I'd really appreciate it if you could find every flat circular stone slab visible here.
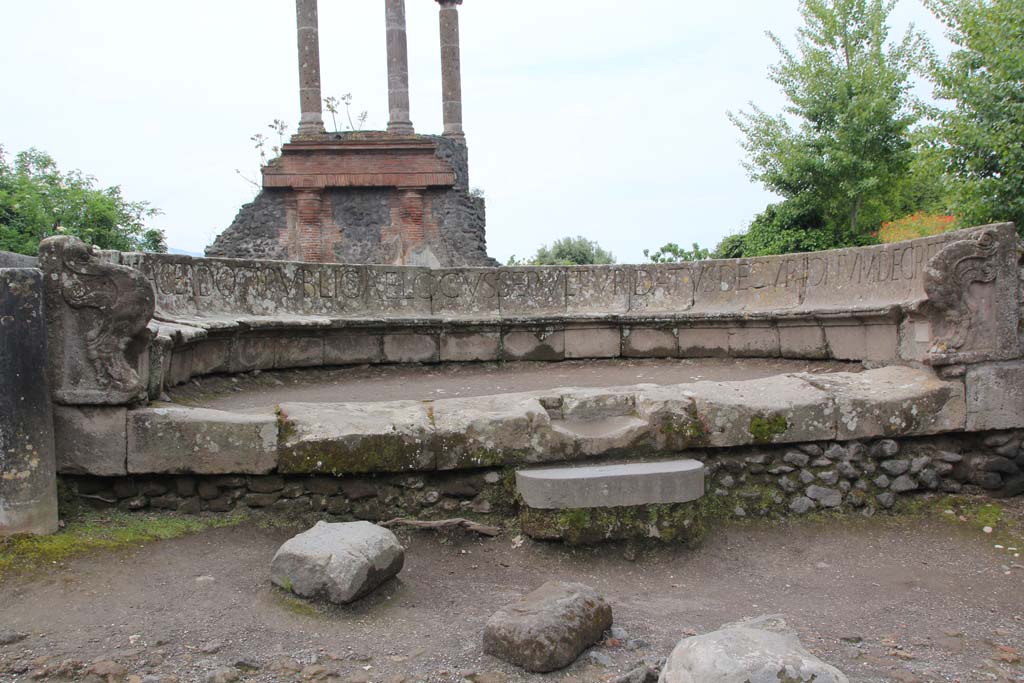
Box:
[516,459,705,509]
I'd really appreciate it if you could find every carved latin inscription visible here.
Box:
[39,236,155,404]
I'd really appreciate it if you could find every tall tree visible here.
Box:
[0,146,166,256]
[925,0,1024,233]
[729,0,921,248]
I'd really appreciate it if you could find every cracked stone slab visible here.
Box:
[799,366,966,440]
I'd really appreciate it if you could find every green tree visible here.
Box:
[925,0,1024,233]
[729,0,921,249]
[0,146,165,256]
[643,242,709,263]
[528,236,615,265]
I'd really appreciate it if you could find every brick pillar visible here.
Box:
[296,189,325,262]
[296,0,326,136]
[436,0,465,140]
[399,189,426,246]
[385,0,415,135]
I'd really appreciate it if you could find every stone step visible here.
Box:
[516,459,705,510]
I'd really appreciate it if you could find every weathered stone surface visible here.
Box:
[623,328,677,358]
[800,366,966,440]
[483,581,612,672]
[53,405,127,476]
[323,331,382,366]
[38,236,154,404]
[432,394,550,469]
[965,361,1024,432]
[516,459,705,509]
[127,406,277,474]
[659,614,849,683]
[922,223,1021,365]
[684,375,834,447]
[501,329,564,361]
[383,333,438,363]
[564,327,620,359]
[440,331,500,362]
[270,521,404,604]
[1,268,58,535]
[278,401,434,474]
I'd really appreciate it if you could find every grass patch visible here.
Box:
[0,510,247,581]
[272,590,322,619]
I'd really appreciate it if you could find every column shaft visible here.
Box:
[437,0,465,139]
[385,0,415,135]
[296,0,325,135]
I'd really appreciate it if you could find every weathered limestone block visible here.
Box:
[516,459,704,509]
[270,521,404,604]
[678,327,730,357]
[660,614,848,683]
[323,331,382,365]
[564,326,620,359]
[777,324,828,359]
[501,328,564,361]
[544,387,668,457]
[823,322,898,362]
[432,394,551,469]
[728,325,780,357]
[965,361,1024,432]
[38,236,154,404]
[127,406,277,474]
[685,375,835,447]
[439,331,500,361]
[1,268,58,536]
[278,401,434,474]
[623,327,677,358]
[801,366,966,440]
[383,333,439,363]
[53,405,127,476]
[483,581,613,672]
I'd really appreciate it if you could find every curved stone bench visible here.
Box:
[54,365,966,477]
[79,222,1014,395]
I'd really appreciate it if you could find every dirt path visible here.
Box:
[170,358,860,412]
[2,502,1022,683]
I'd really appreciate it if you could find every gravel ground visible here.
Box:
[1,497,1022,683]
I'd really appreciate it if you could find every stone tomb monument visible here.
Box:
[207,0,494,269]
[2,221,1023,539]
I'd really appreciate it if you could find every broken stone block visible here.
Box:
[270,521,404,604]
[660,614,849,683]
[483,581,612,672]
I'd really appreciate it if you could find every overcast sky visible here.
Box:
[1,1,951,263]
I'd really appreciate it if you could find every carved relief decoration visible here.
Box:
[923,227,999,353]
[38,236,155,404]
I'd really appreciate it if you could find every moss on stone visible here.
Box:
[749,414,788,444]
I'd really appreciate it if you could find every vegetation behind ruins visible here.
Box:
[644,0,1023,264]
[0,145,166,256]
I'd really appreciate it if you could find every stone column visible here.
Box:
[436,0,465,139]
[296,0,326,136]
[0,268,58,536]
[385,0,415,135]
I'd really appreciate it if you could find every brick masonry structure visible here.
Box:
[207,0,495,267]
